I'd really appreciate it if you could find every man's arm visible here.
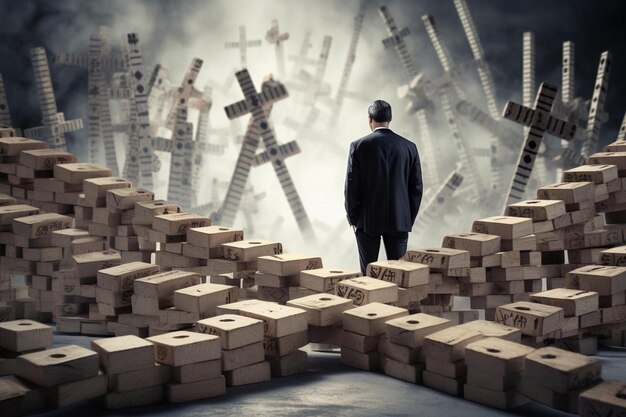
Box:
[344,141,361,227]
[408,146,423,225]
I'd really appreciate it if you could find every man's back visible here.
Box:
[345,127,422,233]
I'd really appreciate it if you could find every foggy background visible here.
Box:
[0,0,625,272]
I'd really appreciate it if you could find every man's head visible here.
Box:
[367,99,392,131]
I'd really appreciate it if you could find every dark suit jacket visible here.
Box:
[344,128,423,233]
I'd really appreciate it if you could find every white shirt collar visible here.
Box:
[373,126,391,131]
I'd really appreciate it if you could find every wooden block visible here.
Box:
[133,200,181,225]
[524,346,602,393]
[195,314,264,349]
[567,265,626,295]
[506,199,567,221]
[501,235,537,252]
[97,262,159,292]
[366,260,429,287]
[378,338,423,364]
[44,371,107,408]
[531,288,599,317]
[221,341,265,371]
[147,330,221,366]
[263,330,309,357]
[464,383,530,410]
[287,293,353,326]
[16,344,98,386]
[108,363,170,392]
[171,359,220,383]
[341,347,379,371]
[385,313,453,348]
[0,375,45,416]
[0,193,16,207]
[90,335,154,374]
[495,301,564,336]
[166,375,225,403]
[257,253,323,276]
[579,381,626,417]
[0,319,52,352]
[153,212,210,236]
[383,356,423,383]
[133,270,201,300]
[0,205,39,226]
[174,283,238,316]
[564,164,618,184]
[19,149,76,170]
[458,320,522,343]
[341,330,380,353]
[53,163,111,184]
[342,302,408,336]
[465,337,534,376]
[106,187,153,211]
[404,248,470,270]
[442,233,501,256]
[103,384,163,409]
[425,357,467,378]
[423,326,484,362]
[72,250,121,279]
[224,361,271,386]
[215,299,275,315]
[222,239,283,261]
[600,246,626,266]
[82,176,131,203]
[335,277,398,306]
[267,349,307,376]
[298,268,365,294]
[12,213,72,238]
[251,274,293,291]
[537,182,594,204]
[472,216,533,239]
[186,225,243,248]
[423,369,464,396]
[0,137,47,155]
[238,303,307,338]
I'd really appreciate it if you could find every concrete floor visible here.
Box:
[32,332,626,417]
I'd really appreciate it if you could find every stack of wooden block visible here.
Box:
[381,313,452,384]
[220,238,284,298]
[365,260,430,312]
[91,335,168,409]
[221,299,308,380]
[15,344,106,408]
[565,265,626,347]
[468,216,543,320]
[404,248,480,322]
[463,337,534,409]
[96,262,160,336]
[531,288,600,353]
[53,249,121,335]
[82,177,156,264]
[150,213,211,269]
[195,314,267,382]
[146,330,225,402]
[0,319,52,376]
[131,270,202,335]
[340,302,407,371]
[287,293,352,352]
[520,346,602,413]
[255,253,323,303]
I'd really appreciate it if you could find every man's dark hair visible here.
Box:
[368,100,392,123]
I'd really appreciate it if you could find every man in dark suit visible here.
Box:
[344,100,423,274]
